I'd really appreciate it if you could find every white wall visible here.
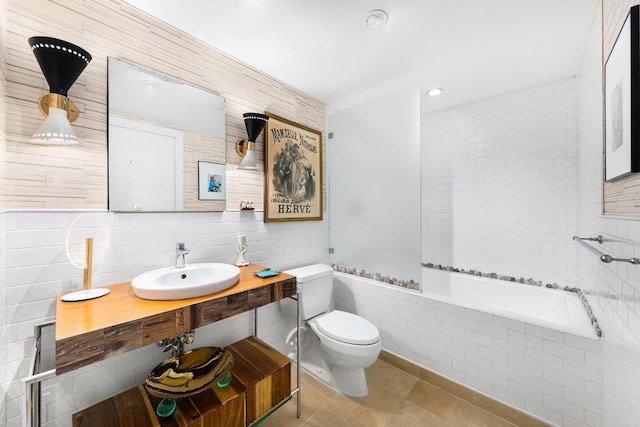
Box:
[576,4,640,426]
[422,78,579,286]
[1,210,328,426]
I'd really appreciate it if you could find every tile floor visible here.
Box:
[259,359,538,427]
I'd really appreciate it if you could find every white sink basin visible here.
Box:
[131,263,241,300]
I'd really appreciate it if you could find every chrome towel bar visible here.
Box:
[573,236,640,265]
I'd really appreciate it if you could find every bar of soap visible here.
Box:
[254,268,280,278]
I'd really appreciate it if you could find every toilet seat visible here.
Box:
[314,310,380,345]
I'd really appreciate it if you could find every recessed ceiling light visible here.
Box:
[365,10,388,31]
[427,88,443,97]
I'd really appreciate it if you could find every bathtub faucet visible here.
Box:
[175,242,190,268]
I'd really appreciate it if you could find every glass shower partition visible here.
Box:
[327,87,422,290]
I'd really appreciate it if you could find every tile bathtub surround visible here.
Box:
[333,272,603,427]
[421,77,579,287]
[1,210,328,426]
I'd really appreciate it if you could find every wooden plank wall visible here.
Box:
[603,0,640,217]
[0,0,7,207]
[3,0,325,210]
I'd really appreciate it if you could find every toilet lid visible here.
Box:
[315,310,380,345]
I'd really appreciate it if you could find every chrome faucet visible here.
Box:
[175,242,190,268]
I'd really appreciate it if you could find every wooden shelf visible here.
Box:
[227,336,291,425]
[73,381,246,427]
[55,264,296,374]
[72,336,291,427]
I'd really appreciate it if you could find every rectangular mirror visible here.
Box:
[108,57,226,212]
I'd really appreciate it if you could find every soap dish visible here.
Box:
[254,268,280,278]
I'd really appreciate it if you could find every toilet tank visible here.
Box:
[284,264,334,320]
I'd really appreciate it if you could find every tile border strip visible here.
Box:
[422,262,567,290]
[331,264,420,290]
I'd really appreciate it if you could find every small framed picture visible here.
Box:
[198,161,226,200]
[605,5,640,181]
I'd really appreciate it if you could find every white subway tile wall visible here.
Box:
[421,78,579,286]
[334,272,602,427]
[0,214,7,426]
[1,210,328,427]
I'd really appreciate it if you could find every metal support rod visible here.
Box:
[254,307,258,337]
[573,236,640,265]
[296,289,301,418]
[22,321,56,427]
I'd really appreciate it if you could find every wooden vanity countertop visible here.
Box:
[55,264,297,374]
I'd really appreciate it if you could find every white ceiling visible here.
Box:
[123,0,600,114]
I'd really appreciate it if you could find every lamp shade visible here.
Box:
[243,113,269,142]
[29,107,78,144]
[238,148,257,170]
[28,36,92,96]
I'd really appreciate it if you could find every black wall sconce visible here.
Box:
[236,113,269,170]
[28,36,92,144]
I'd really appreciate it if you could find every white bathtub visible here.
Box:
[422,268,597,340]
[333,268,602,425]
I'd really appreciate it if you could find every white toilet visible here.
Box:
[281,264,382,397]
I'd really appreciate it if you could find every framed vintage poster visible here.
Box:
[198,161,226,200]
[605,5,640,181]
[264,112,323,222]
